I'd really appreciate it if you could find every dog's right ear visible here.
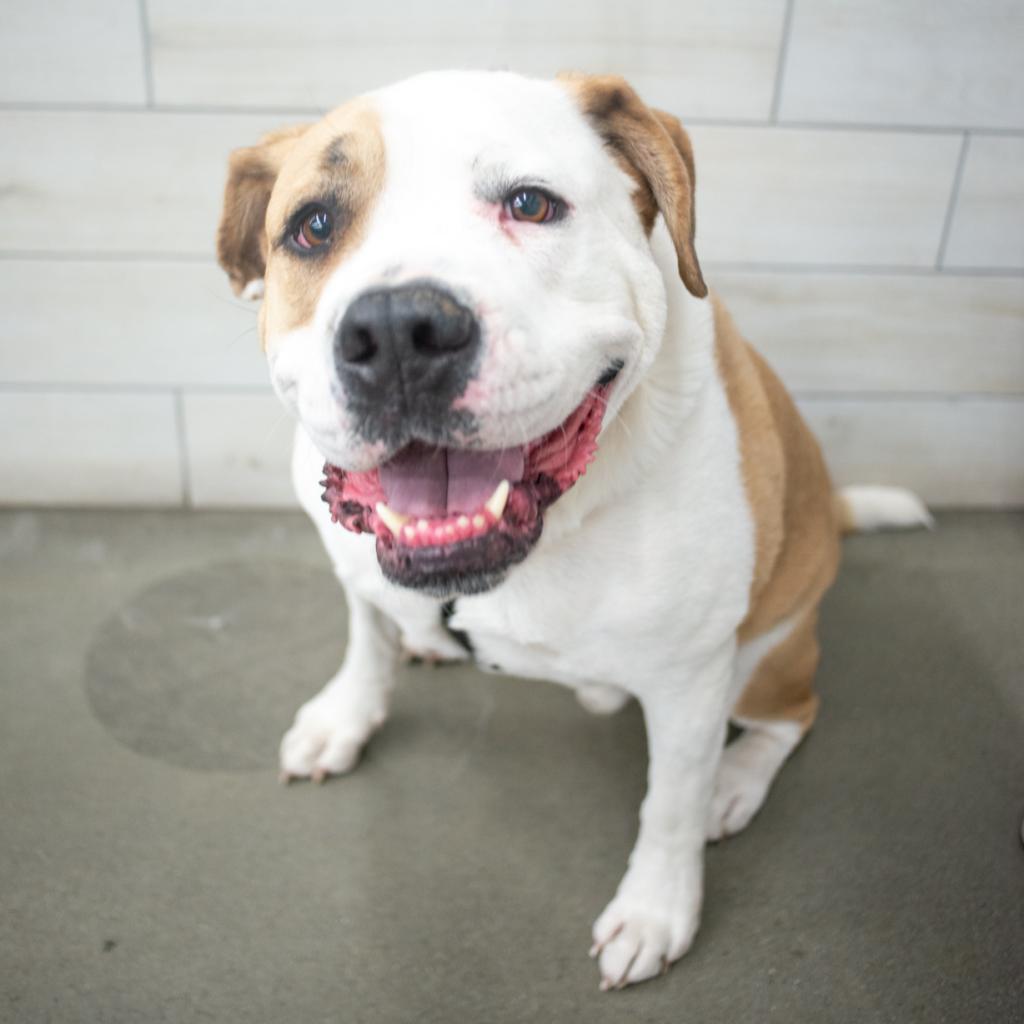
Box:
[216,124,310,298]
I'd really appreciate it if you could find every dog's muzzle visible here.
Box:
[334,280,481,447]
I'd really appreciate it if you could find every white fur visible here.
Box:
[268,72,664,470]
[707,718,803,841]
[261,71,818,990]
[576,682,631,715]
[241,278,265,301]
[839,485,934,532]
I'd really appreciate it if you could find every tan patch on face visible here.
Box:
[713,295,841,727]
[216,123,312,295]
[260,101,386,344]
[559,72,706,298]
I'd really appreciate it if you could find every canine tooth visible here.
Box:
[375,502,409,537]
[484,479,510,520]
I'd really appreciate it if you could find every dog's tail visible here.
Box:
[834,485,934,535]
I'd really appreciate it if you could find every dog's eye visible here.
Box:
[507,188,559,224]
[293,207,333,250]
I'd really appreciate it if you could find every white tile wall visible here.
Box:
[182,394,296,507]
[0,0,147,105]
[713,272,1024,394]
[943,136,1024,270]
[690,127,962,266]
[799,397,1024,506]
[0,392,181,505]
[0,261,265,386]
[780,0,1024,129]
[0,1,1021,508]
[0,111,286,255]
[148,0,787,119]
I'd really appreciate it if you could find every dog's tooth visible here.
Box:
[374,502,409,537]
[484,479,510,521]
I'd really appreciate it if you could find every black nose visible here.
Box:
[334,281,481,445]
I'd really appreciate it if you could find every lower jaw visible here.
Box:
[375,513,545,597]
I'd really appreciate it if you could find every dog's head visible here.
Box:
[217,71,705,597]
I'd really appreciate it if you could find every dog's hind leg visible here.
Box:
[706,608,821,841]
[279,589,400,783]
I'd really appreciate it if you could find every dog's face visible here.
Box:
[218,71,705,597]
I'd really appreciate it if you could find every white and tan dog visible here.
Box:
[216,70,929,989]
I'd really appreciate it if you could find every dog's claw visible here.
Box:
[311,766,328,784]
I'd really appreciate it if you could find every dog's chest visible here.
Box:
[445,478,754,689]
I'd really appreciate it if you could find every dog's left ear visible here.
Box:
[216,123,310,297]
[560,73,707,298]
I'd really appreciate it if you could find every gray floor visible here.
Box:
[1,509,1022,1023]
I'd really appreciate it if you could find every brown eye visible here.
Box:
[293,206,332,250]
[508,188,556,223]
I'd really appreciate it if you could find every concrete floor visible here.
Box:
[1,509,1022,1023]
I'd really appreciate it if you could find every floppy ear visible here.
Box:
[559,73,706,298]
[216,124,310,297]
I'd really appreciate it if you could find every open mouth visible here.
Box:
[321,384,610,595]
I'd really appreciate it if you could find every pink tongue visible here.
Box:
[379,444,524,518]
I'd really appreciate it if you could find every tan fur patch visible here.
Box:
[735,607,822,733]
[216,102,386,345]
[216,123,312,295]
[713,296,841,727]
[559,73,706,298]
[260,101,386,343]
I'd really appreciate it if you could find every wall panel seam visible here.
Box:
[769,0,795,121]
[936,132,971,269]
[136,0,155,108]
[2,101,1023,139]
[173,388,193,508]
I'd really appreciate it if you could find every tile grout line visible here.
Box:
[173,389,193,508]
[1,100,1023,138]
[137,0,155,107]
[0,382,1019,402]
[0,251,1022,277]
[0,383,273,394]
[0,251,215,263]
[792,391,1024,403]
[705,261,1024,278]
[769,0,796,122]
[935,132,971,270]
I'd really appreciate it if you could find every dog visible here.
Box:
[216,70,930,989]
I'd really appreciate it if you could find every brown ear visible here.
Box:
[216,124,310,296]
[560,74,706,298]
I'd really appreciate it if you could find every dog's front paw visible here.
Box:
[590,889,700,990]
[279,685,387,783]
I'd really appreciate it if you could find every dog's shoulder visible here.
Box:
[710,294,840,640]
